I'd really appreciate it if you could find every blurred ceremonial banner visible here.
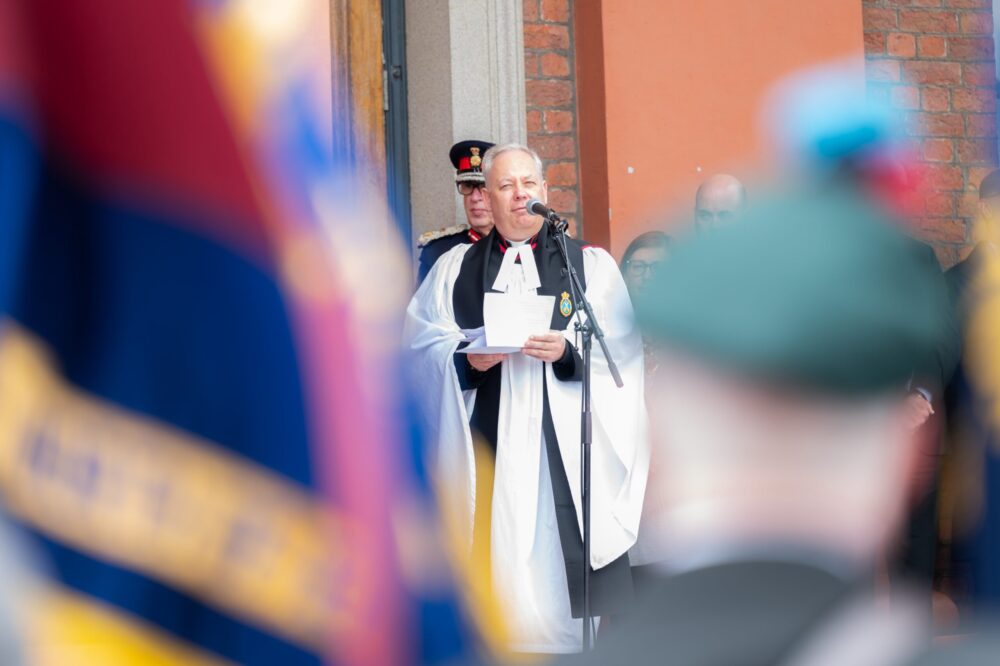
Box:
[0,1,483,665]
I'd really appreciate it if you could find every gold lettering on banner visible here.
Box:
[0,323,359,650]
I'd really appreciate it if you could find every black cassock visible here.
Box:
[450,222,633,619]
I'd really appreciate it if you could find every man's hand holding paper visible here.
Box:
[468,353,506,372]
[459,293,564,362]
[522,332,567,362]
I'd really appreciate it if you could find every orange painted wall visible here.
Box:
[597,0,865,257]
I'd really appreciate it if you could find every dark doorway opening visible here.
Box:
[382,0,412,245]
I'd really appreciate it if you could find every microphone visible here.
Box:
[526,198,560,222]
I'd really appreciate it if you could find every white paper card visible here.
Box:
[483,293,555,348]
[455,334,521,355]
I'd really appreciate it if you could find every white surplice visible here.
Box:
[404,240,649,653]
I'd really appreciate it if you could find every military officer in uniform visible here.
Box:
[417,139,496,284]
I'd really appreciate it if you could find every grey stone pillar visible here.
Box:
[406,0,527,243]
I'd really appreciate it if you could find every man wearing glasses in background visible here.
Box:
[416,139,495,284]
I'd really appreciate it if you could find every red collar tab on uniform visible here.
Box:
[468,229,482,243]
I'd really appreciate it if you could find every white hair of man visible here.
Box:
[482,143,544,184]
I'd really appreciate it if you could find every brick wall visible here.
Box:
[863,0,998,267]
[523,0,582,236]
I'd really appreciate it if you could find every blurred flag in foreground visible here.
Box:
[955,230,1000,612]
[0,1,473,664]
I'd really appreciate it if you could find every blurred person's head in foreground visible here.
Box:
[634,188,949,572]
[694,174,746,230]
[763,60,918,218]
[621,231,671,298]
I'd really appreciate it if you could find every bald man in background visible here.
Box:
[694,174,746,230]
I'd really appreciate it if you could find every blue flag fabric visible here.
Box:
[0,2,479,664]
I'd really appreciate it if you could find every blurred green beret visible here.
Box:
[635,187,949,396]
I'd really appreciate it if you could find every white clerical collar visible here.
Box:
[493,241,541,292]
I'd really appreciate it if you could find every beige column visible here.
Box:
[406,0,527,244]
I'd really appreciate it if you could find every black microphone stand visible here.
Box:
[547,214,624,652]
